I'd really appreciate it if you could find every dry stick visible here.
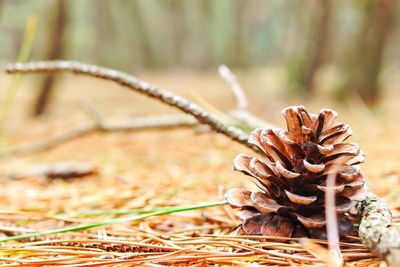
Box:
[6,61,254,152]
[1,98,198,158]
[2,65,265,158]
[218,65,248,111]
[1,114,197,157]
[357,192,400,267]
[218,64,278,130]
[5,61,398,265]
[3,124,95,157]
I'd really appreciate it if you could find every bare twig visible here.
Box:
[6,61,255,152]
[228,109,278,131]
[0,114,197,158]
[79,100,104,127]
[218,64,277,130]
[218,65,248,111]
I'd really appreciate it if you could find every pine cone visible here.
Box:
[225,106,367,239]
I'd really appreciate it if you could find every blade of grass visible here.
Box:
[57,182,205,218]
[56,207,162,218]
[0,16,37,137]
[0,201,226,242]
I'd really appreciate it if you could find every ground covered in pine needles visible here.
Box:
[0,72,400,266]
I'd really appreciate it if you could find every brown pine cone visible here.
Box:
[225,106,367,239]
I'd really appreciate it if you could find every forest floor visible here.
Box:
[0,70,399,266]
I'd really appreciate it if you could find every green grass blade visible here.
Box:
[57,207,161,218]
[0,16,37,133]
[0,201,226,242]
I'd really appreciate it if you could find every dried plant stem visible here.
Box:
[218,64,277,130]
[3,124,93,157]
[218,65,248,111]
[2,64,269,158]
[1,114,197,158]
[325,171,343,267]
[358,192,400,266]
[6,61,254,151]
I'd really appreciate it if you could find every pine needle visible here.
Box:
[0,201,226,242]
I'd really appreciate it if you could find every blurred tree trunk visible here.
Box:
[168,0,185,66]
[231,0,247,67]
[94,1,118,66]
[33,0,67,116]
[338,0,395,105]
[130,0,159,69]
[301,0,332,93]
[287,0,332,95]
[201,0,214,68]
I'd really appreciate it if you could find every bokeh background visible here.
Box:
[0,2,399,264]
[1,0,400,197]
[1,0,399,107]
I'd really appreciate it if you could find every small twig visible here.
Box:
[6,61,255,152]
[79,100,104,127]
[218,65,248,111]
[228,109,278,131]
[2,124,95,157]
[218,64,277,130]
[0,114,197,158]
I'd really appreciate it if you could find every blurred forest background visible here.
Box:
[0,0,399,116]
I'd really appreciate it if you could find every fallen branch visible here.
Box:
[6,60,398,265]
[6,61,254,151]
[1,114,197,158]
[218,65,249,111]
[2,65,268,158]
[358,192,400,266]
[218,65,277,130]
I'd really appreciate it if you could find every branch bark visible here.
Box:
[357,192,400,266]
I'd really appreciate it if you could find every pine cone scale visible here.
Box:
[224,188,252,208]
[295,213,326,228]
[285,190,317,205]
[251,191,284,214]
[303,159,325,173]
